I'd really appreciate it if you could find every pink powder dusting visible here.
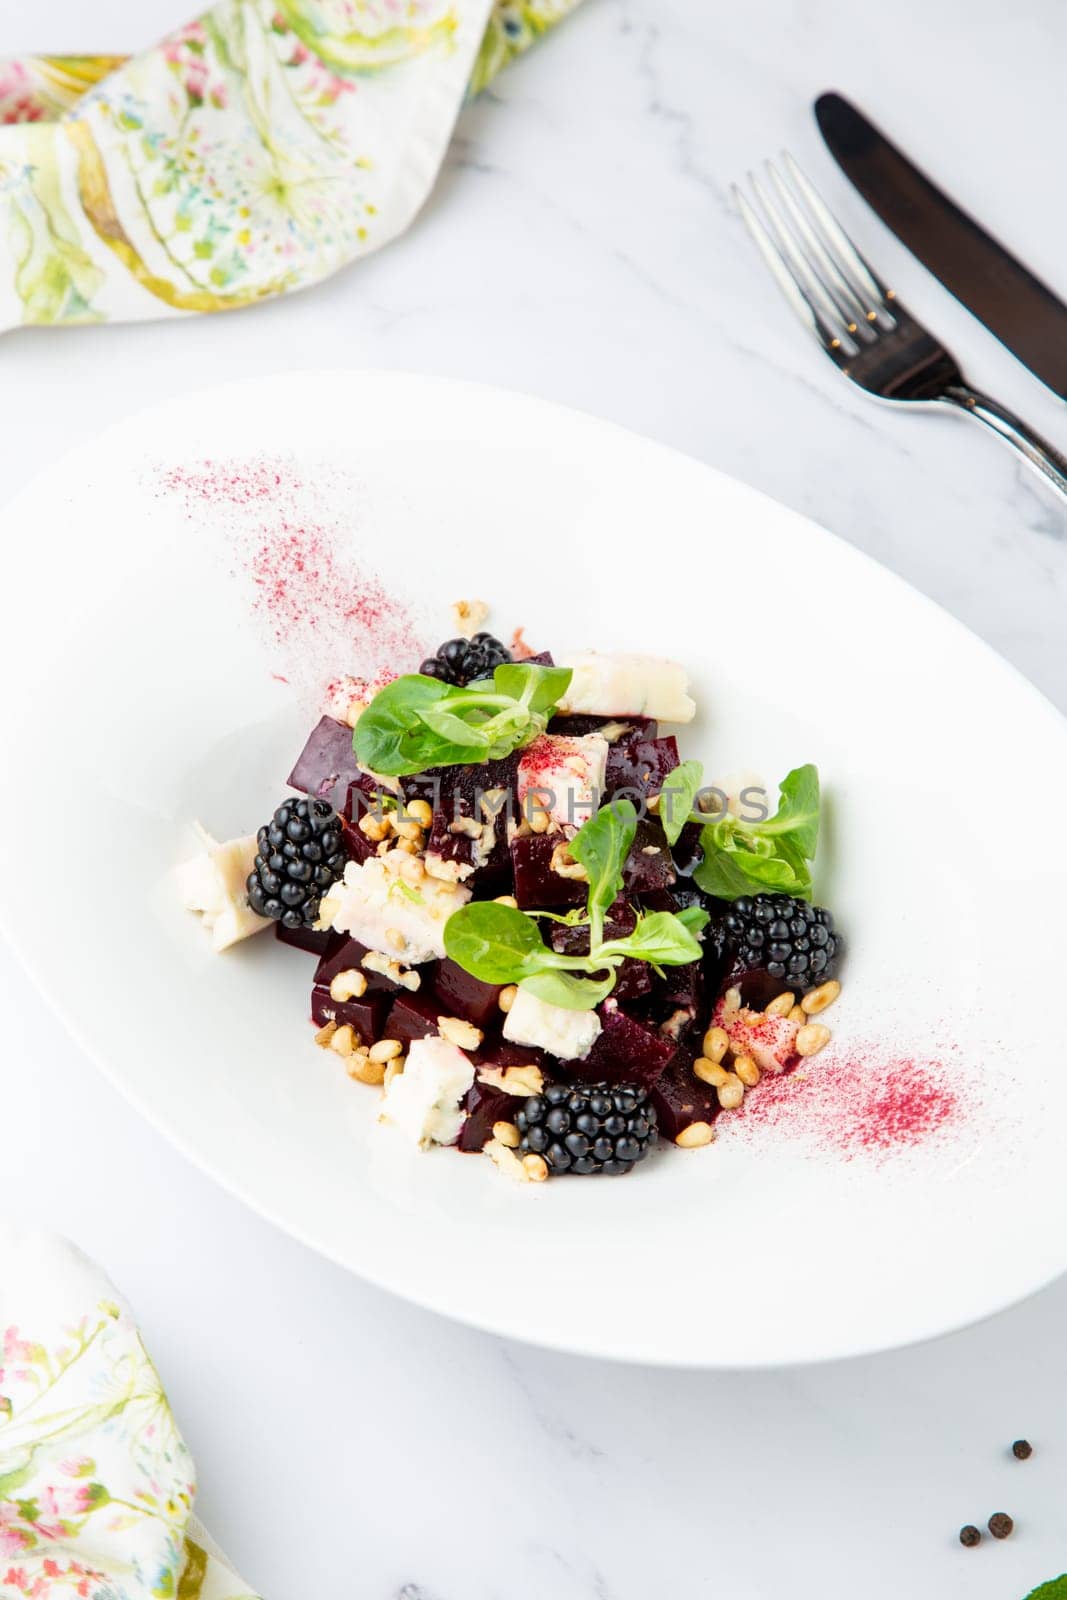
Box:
[729,1041,967,1159]
[157,457,427,697]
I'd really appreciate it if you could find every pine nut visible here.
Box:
[733,1054,760,1087]
[382,1059,404,1089]
[498,985,518,1014]
[385,928,406,952]
[394,818,424,842]
[693,1056,729,1087]
[347,1052,386,1086]
[329,1024,356,1058]
[675,1121,715,1148]
[493,1120,521,1148]
[438,1015,484,1051]
[795,1023,832,1057]
[406,799,433,828]
[765,991,795,1018]
[329,968,367,1003]
[788,1005,805,1023]
[314,1021,338,1048]
[801,980,841,1015]
[528,807,552,834]
[721,986,742,1015]
[368,1038,403,1063]
[396,853,426,884]
[716,1073,745,1110]
[393,837,420,856]
[522,1152,550,1182]
[399,969,422,992]
[357,813,389,842]
[494,895,519,909]
[702,1025,730,1064]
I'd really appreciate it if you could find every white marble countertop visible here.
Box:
[3,3,1067,1596]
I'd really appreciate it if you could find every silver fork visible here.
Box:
[735,156,1067,500]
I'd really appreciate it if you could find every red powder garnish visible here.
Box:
[729,1041,966,1160]
[157,456,428,700]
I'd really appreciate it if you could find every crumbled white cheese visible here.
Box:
[175,823,271,952]
[557,651,696,723]
[379,1035,475,1147]
[319,852,471,963]
[502,986,602,1060]
[517,732,608,830]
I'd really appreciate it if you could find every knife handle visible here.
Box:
[942,386,1067,502]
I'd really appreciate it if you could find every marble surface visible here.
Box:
[3,3,1067,1596]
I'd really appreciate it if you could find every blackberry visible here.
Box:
[419,631,512,687]
[247,797,348,931]
[515,1082,658,1176]
[722,892,842,994]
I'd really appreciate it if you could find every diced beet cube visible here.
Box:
[338,814,376,865]
[564,1004,676,1090]
[511,833,587,909]
[550,899,652,1002]
[411,753,521,890]
[605,734,679,799]
[382,988,442,1046]
[649,1051,720,1141]
[622,817,676,894]
[275,922,337,958]
[670,819,704,876]
[478,1035,547,1075]
[433,959,504,1028]
[311,985,387,1047]
[287,716,359,811]
[314,936,402,995]
[649,957,705,1025]
[522,650,555,667]
[457,1079,519,1153]
[549,714,658,741]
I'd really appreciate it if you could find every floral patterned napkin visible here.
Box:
[0,1223,252,1599]
[0,0,580,331]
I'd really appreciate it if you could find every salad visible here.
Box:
[178,613,844,1182]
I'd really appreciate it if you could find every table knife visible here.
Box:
[815,91,1067,399]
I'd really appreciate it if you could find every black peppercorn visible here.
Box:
[1012,1439,1033,1460]
[988,1513,1014,1540]
[959,1525,981,1548]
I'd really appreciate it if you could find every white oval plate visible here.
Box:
[1,372,1064,1367]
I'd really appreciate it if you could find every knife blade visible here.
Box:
[815,91,1067,398]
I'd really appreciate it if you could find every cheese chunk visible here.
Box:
[379,1035,475,1147]
[176,823,271,952]
[319,852,471,964]
[517,732,608,829]
[503,986,602,1060]
[557,651,696,723]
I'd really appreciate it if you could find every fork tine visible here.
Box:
[744,171,860,356]
[764,161,874,338]
[781,154,896,328]
[732,183,847,356]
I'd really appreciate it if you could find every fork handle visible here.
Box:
[942,385,1067,501]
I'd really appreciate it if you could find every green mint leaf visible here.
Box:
[352,675,451,776]
[443,901,549,984]
[493,662,572,715]
[657,759,703,845]
[569,799,638,946]
[519,969,616,1011]
[762,763,820,857]
[601,909,704,968]
[1024,1580,1067,1600]
[692,764,820,901]
[414,704,494,748]
[354,666,570,776]
[676,904,710,934]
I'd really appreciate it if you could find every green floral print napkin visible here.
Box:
[0,1222,253,1598]
[0,0,580,331]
